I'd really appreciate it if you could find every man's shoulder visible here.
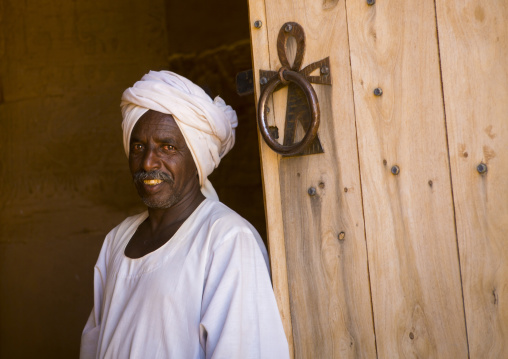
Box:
[200,199,253,230]
[202,199,240,217]
[200,199,270,269]
[200,199,264,246]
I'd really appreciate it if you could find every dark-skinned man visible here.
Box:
[80,71,289,358]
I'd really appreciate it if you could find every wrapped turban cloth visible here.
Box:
[120,70,238,200]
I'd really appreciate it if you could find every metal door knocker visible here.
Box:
[257,22,332,157]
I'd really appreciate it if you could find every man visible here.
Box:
[80,71,289,358]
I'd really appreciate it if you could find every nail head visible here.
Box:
[374,87,383,96]
[391,165,400,175]
[254,20,262,28]
[477,163,488,174]
[260,77,268,85]
[338,232,346,241]
[308,187,317,196]
[320,66,330,75]
[285,24,293,32]
[367,0,376,5]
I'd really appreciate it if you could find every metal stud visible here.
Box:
[477,163,488,174]
[308,187,317,196]
[391,165,400,175]
[285,23,293,33]
[320,66,330,75]
[374,87,383,96]
[254,20,262,29]
[260,77,268,85]
[367,0,376,5]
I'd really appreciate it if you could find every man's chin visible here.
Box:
[141,194,180,209]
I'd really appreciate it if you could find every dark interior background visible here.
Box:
[0,0,265,357]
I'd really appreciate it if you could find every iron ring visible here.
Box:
[257,69,320,156]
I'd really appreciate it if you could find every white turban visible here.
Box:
[120,70,238,200]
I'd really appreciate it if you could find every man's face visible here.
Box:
[129,110,199,209]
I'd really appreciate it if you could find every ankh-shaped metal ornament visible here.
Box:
[257,22,332,157]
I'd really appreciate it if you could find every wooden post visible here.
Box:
[248,2,295,357]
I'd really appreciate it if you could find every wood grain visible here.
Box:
[345,0,469,357]
[252,0,378,358]
[435,1,508,357]
[247,2,295,357]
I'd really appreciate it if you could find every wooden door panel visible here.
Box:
[345,0,468,357]
[436,1,508,357]
[249,0,376,358]
[247,2,295,356]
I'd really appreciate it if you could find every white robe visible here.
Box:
[80,199,289,359]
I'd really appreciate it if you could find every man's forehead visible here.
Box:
[131,110,181,137]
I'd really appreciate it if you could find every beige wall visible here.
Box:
[0,0,259,357]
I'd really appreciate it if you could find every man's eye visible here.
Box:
[162,145,175,151]
[131,144,144,151]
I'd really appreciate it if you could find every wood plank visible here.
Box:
[247,2,295,357]
[435,1,508,357]
[258,1,377,358]
[345,0,469,357]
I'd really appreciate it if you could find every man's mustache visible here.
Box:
[133,170,174,184]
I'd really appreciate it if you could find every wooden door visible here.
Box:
[435,1,508,357]
[248,0,508,358]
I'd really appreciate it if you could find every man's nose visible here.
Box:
[142,147,160,172]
